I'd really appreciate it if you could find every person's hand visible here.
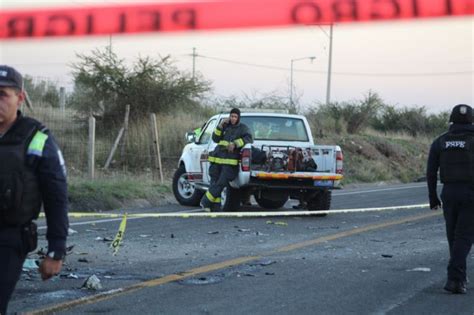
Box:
[227,143,236,152]
[219,118,229,128]
[429,195,441,210]
[39,257,63,280]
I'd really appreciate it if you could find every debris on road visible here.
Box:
[78,258,90,263]
[61,273,79,279]
[208,231,219,234]
[68,228,78,235]
[381,254,393,258]
[237,228,251,232]
[22,259,39,270]
[82,275,102,290]
[266,221,288,226]
[251,259,276,267]
[95,236,113,242]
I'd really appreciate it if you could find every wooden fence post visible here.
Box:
[120,104,130,169]
[88,115,96,179]
[150,113,164,184]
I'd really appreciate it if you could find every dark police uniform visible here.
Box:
[0,111,68,314]
[201,109,252,211]
[426,104,474,294]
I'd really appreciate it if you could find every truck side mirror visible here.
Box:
[185,131,196,143]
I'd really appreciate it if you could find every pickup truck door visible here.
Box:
[192,118,218,184]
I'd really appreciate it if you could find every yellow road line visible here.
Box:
[31,211,440,315]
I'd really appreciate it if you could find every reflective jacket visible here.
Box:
[209,121,253,166]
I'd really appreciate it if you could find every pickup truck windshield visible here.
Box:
[240,116,309,142]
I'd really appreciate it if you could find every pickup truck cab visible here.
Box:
[173,112,343,212]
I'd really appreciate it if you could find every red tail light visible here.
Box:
[241,148,251,171]
[336,150,343,174]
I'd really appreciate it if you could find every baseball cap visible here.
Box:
[0,65,23,90]
[449,104,473,124]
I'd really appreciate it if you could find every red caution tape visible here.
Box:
[1,0,472,40]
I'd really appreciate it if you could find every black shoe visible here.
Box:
[444,280,467,294]
[210,204,221,212]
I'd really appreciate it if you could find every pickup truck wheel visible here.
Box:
[307,190,332,217]
[221,186,241,212]
[254,195,288,210]
[172,164,204,206]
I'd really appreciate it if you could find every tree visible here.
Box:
[68,48,211,124]
[23,76,60,108]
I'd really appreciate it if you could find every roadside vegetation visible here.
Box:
[25,48,447,211]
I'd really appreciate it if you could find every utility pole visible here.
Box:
[326,24,333,106]
[290,56,316,112]
[192,47,196,80]
[109,34,113,57]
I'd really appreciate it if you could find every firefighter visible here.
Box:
[200,108,253,211]
[0,65,69,314]
[426,104,474,294]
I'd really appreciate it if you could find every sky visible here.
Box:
[1,1,473,113]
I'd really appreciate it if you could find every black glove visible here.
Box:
[429,195,441,210]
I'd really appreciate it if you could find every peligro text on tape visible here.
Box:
[64,203,431,219]
[111,213,127,256]
[1,0,472,39]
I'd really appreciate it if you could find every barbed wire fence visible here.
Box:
[22,101,200,183]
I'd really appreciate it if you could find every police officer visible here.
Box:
[200,108,252,211]
[0,65,69,314]
[427,104,474,294]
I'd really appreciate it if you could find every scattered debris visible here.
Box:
[68,228,78,235]
[78,258,89,263]
[243,273,256,277]
[381,254,393,258]
[180,276,222,285]
[61,273,79,279]
[82,275,102,290]
[265,272,275,276]
[255,231,267,236]
[139,234,151,238]
[251,260,276,267]
[407,267,431,272]
[266,221,288,226]
[208,231,219,234]
[238,228,251,232]
[171,234,175,238]
[22,259,39,270]
[95,237,113,242]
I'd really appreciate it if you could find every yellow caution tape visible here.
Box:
[111,213,127,256]
[60,203,430,219]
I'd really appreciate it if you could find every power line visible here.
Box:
[197,54,473,77]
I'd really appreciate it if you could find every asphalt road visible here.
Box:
[9,182,474,314]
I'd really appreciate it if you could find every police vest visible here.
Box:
[0,117,47,226]
[439,132,474,183]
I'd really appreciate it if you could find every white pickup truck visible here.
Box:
[172,112,343,212]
